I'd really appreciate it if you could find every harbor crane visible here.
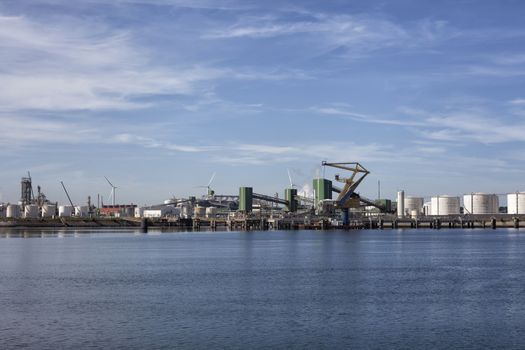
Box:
[322,161,370,225]
[60,181,75,208]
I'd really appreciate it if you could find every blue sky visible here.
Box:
[1,0,525,205]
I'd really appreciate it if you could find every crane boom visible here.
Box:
[322,161,370,208]
[60,181,75,208]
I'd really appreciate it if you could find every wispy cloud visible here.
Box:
[402,108,525,144]
[0,14,231,112]
[6,0,248,10]
[0,114,99,146]
[311,103,525,145]
[106,132,403,165]
[310,105,425,127]
[204,12,411,54]
[112,134,220,153]
[510,99,525,105]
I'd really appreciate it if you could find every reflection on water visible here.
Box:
[0,227,192,238]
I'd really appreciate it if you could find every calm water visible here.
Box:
[1,228,525,349]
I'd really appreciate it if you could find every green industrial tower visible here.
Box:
[238,187,253,212]
[284,188,298,212]
[313,178,332,205]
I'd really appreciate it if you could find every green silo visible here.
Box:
[239,187,253,212]
[285,188,298,212]
[313,178,332,205]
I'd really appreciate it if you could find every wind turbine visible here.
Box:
[197,172,216,197]
[104,176,117,206]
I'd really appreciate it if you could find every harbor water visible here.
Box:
[1,228,525,349]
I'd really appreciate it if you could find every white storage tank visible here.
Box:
[430,196,460,215]
[423,202,432,216]
[6,204,21,218]
[397,191,405,218]
[410,209,419,219]
[194,206,206,218]
[206,207,217,218]
[134,207,144,218]
[404,197,424,215]
[42,204,56,218]
[170,207,181,217]
[179,204,191,219]
[59,205,73,217]
[507,192,525,214]
[463,193,499,214]
[24,204,39,218]
[75,206,89,217]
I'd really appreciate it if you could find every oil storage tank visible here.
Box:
[135,207,144,218]
[404,197,424,215]
[179,204,191,219]
[6,204,21,218]
[24,204,39,218]
[206,207,217,218]
[194,206,206,218]
[430,196,460,215]
[59,205,73,217]
[75,206,89,217]
[423,202,432,216]
[507,192,525,214]
[463,193,499,214]
[42,204,56,218]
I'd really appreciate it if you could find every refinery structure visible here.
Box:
[1,162,525,230]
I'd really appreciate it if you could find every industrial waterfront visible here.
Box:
[1,161,524,231]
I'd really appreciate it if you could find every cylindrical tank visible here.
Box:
[134,207,144,218]
[404,197,424,215]
[24,204,39,218]
[430,196,460,215]
[194,206,206,218]
[507,192,525,214]
[124,207,134,217]
[58,205,73,217]
[6,204,21,218]
[169,207,181,217]
[180,205,191,219]
[75,206,89,217]
[463,193,499,214]
[397,191,405,218]
[423,202,432,216]
[42,204,56,218]
[206,207,217,218]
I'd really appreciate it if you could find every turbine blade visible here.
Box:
[207,172,216,187]
[287,168,296,188]
[104,176,115,188]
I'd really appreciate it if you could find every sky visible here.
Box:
[1,0,525,206]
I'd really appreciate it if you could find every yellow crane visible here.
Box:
[322,161,370,225]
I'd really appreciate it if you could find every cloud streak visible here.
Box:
[0,14,227,112]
